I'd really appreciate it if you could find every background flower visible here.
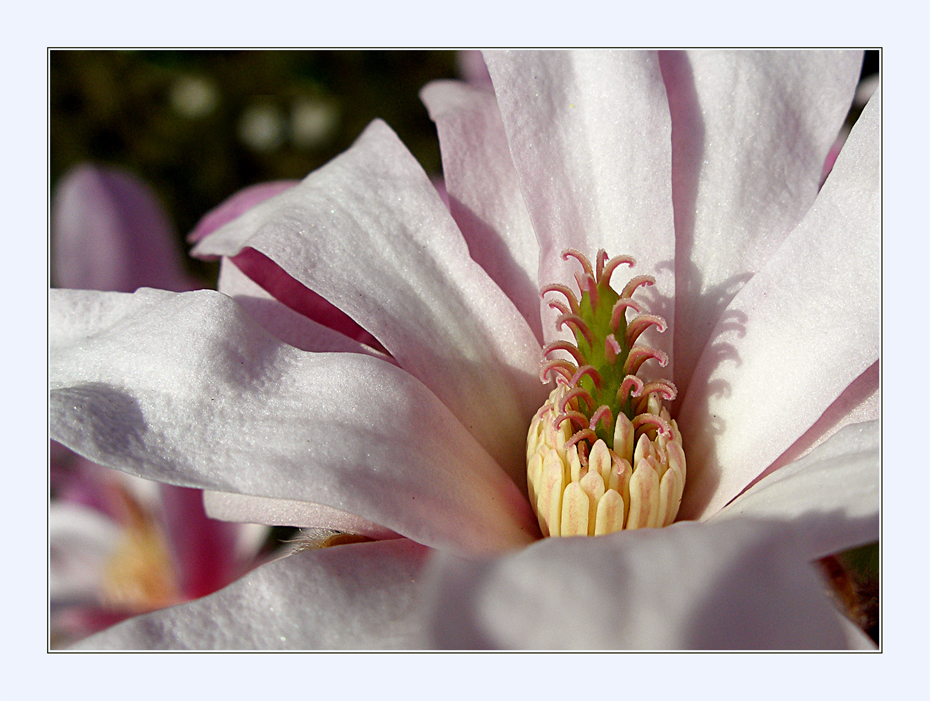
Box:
[49,51,879,650]
[49,164,266,647]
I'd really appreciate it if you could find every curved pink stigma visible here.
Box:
[565,428,599,451]
[632,412,673,437]
[599,255,637,287]
[543,340,585,365]
[625,313,668,345]
[547,299,572,315]
[559,386,596,414]
[617,374,644,403]
[539,359,577,385]
[604,334,622,363]
[624,346,669,375]
[569,364,603,388]
[555,411,589,430]
[562,248,594,278]
[589,405,614,432]
[610,298,643,332]
[574,271,599,308]
[640,379,678,402]
[595,249,609,281]
[540,283,580,315]
[621,275,656,299]
[555,313,594,346]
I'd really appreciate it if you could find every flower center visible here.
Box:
[526,249,686,537]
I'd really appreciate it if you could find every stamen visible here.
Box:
[543,340,585,365]
[539,359,577,385]
[621,275,655,299]
[617,375,644,403]
[540,283,580,315]
[624,346,669,375]
[562,248,594,278]
[569,365,603,389]
[610,298,643,331]
[625,313,668,346]
[600,255,637,287]
[632,412,673,437]
[555,313,594,346]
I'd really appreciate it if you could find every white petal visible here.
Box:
[484,50,676,362]
[49,288,538,555]
[72,539,430,649]
[421,80,542,342]
[217,257,390,358]
[203,490,400,540]
[424,518,855,649]
[712,421,879,560]
[662,51,864,397]
[193,119,545,489]
[678,89,880,519]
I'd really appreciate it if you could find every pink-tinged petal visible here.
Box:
[660,51,863,398]
[52,164,196,293]
[157,485,242,599]
[458,50,493,88]
[50,289,539,555]
[72,539,430,649]
[187,180,299,244]
[225,248,386,350]
[712,421,878,560]
[217,257,391,359]
[193,120,545,490]
[749,360,878,489]
[678,89,880,520]
[203,491,400,541]
[421,80,543,342]
[424,518,853,649]
[483,50,676,363]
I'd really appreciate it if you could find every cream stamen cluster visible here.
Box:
[526,249,686,537]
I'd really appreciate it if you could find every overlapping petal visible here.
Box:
[484,50,676,360]
[49,288,538,554]
[713,420,879,560]
[660,51,864,397]
[73,539,430,650]
[423,517,861,650]
[193,120,545,490]
[421,80,542,342]
[678,90,880,518]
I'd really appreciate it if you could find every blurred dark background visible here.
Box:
[50,50,460,281]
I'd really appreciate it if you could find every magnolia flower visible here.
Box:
[49,51,879,650]
[50,164,264,647]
